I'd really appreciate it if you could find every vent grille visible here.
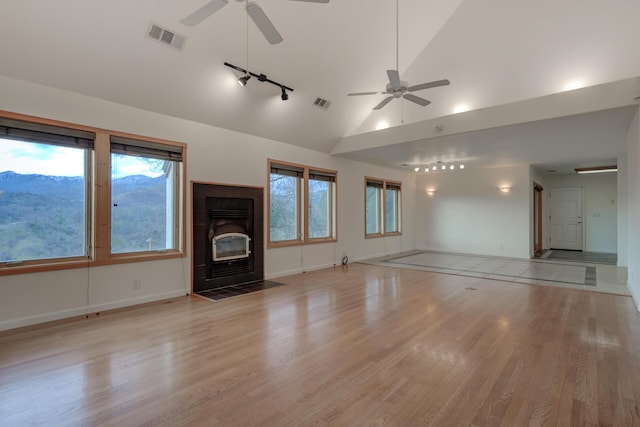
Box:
[313,97,331,110]
[209,209,249,219]
[210,258,252,278]
[147,22,186,51]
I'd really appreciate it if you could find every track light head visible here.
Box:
[238,74,251,87]
[281,87,289,101]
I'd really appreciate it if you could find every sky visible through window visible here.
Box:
[0,138,162,177]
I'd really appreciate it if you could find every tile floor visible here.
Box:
[543,249,617,265]
[367,250,629,296]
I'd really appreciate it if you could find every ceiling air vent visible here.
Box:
[147,22,186,51]
[313,97,331,110]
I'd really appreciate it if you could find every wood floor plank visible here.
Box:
[1,263,639,426]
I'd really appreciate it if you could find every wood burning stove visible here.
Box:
[212,232,251,261]
[192,183,264,293]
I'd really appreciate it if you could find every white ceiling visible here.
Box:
[1,0,639,173]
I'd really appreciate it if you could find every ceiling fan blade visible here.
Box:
[180,0,229,26]
[403,93,431,106]
[408,79,451,92]
[387,70,401,90]
[373,96,394,110]
[247,2,283,45]
[289,0,329,2]
[347,91,383,96]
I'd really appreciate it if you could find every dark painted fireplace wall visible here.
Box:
[192,183,264,293]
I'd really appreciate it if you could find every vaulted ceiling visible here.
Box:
[1,0,639,173]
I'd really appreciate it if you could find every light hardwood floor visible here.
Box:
[1,263,639,426]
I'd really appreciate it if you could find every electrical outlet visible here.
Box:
[133,279,142,290]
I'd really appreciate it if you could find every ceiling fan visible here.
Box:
[348,71,450,110]
[347,0,450,110]
[180,0,329,45]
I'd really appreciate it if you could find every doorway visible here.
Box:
[549,187,583,250]
[533,182,543,257]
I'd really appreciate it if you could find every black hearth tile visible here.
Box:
[238,284,262,292]
[217,288,244,297]
[196,280,286,302]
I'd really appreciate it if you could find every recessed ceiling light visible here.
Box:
[376,121,389,130]
[453,104,470,114]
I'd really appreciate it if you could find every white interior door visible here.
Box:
[549,187,583,250]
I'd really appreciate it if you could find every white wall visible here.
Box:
[415,165,531,259]
[0,74,416,330]
[617,154,628,266]
[543,172,618,253]
[626,108,640,310]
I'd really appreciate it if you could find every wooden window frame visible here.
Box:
[0,110,186,276]
[306,166,337,244]
[267,159,337,248]
[364,177,402,239]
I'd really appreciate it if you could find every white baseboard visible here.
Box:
[266,262,337,280]
[0,290,187,332]
[265,250,414,280]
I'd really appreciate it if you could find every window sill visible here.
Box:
[0,251,185,276]
[365,232,402,239]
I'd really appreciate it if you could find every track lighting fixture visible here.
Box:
[411,160,468,173]
[224,62,293,101]
[238,74,251,87]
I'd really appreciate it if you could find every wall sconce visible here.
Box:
[499,186,511,193]
[426,189,436,196]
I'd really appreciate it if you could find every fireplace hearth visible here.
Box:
[192,183,264,293]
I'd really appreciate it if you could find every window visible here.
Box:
[308,169,336,239]
[365,179,383,235]
[0,112,185,275]
[268,160,336,247]
[0,118,93,264]
[365,177,401,237]
[110,136,183,254]
[385,182,401,233]
[269,163,302,243]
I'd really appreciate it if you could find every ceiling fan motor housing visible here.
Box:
[387,81,409,98]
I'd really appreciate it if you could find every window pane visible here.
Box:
[309,179,331,238]
[0,139,88,262]
[385,188,398,233]
[270,173,299,241]
[111,153,177,253]
[365,186,380,235]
